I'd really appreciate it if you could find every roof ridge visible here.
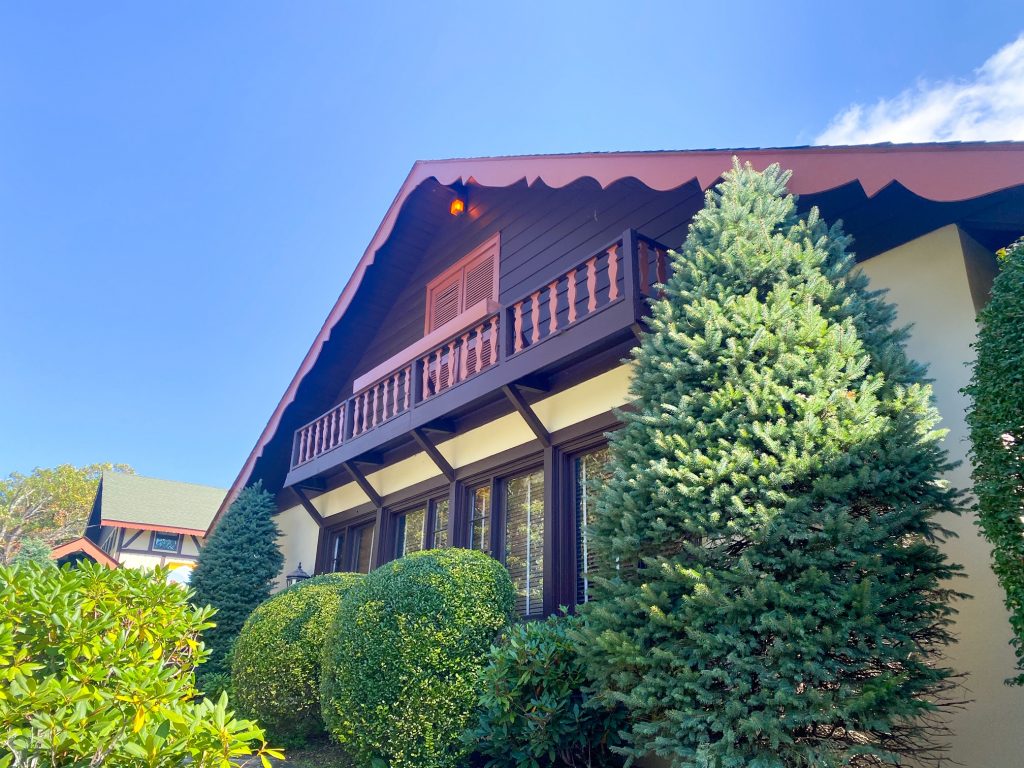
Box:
[102,470,227,493]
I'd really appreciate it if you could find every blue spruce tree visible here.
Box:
[580,162,962,767]
[190,481,283,687]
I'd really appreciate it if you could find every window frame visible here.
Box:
[567,441,611,606]
[324,513,378,574]
[460,453,547,617]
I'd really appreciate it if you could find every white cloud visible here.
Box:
[815,34,1024,145]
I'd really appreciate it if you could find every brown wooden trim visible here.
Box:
[501,383,551,447]
[342,461,383,509]
[122,529,145,548]
[50,537,119,568]
[410,427,455,482]
[292,487,325,526]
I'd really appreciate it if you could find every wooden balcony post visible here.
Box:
[621,229,640,322]
[412,357,425,406]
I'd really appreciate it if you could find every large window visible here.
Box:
[574,446,610,604]
[504,469,545,617]
[327,519,376,574]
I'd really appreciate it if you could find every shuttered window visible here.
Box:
[425,234,499,333]
[575,447,610,604]
[504,469,544,617]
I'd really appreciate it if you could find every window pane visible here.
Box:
[395,507,426,559]
[331,532,346,572]
[352,524,374,573]
[152,532,180,553]
[505,469,544,617]
[468,485,491,555]
[430,499,449,549]
[576,447,611,604]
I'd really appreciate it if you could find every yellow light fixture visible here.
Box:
[449,196,466,216]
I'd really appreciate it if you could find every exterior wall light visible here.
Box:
[449,196,466,216]
[286,562,310,587]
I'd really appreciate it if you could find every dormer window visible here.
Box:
[424,234,499,334]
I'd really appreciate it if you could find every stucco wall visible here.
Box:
[858,224,1021,767]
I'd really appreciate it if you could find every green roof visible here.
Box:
[99,472,226,533]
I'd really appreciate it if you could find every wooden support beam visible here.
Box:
[411,427,455,482]
[502,383,551,447]
[292,487,324,527]
[353,452,384,466]
[515,374,550,394]
[343,461,383,509]
[422,418,456,434]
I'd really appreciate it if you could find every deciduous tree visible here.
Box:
[0,463,132,563]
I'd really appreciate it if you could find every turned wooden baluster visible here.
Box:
[586,256,598,313]
[567,268,577,323]
[530,291,541,344]
[447,340,458,387]
[391,373,400,415]
[352,397,361,437]
[489,315,499,365]
[360,391,369,433]
[638,240,650,295]
[298,429,307,464]
[404,366,412,410]
[381,379,390,422]
[513,302,524,354]
[607,244,620,301]
[421,354,431,398]
[474,324,484,373]
[460,333,470,379]
[548,280,559,335]
[434,348,444,393]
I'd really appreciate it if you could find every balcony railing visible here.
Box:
[291,229,670,471]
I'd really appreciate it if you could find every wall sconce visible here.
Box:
[449,182,467,216]
[286,562,310,587]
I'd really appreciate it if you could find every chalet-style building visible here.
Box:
[214,143,1024,766]
[53,472,224,581]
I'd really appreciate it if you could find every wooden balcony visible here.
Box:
[286,229,670,486]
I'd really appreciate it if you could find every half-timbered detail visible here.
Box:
[54,472,223,581]
[213,145,1024,767]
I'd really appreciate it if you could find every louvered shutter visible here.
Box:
[427,277,462,333]
[462,243,497,311]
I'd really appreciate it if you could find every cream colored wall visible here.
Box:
[859,224,1021,768]
[275,505,321,589]
[180,535,202,557]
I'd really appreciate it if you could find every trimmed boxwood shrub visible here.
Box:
[231,572,364,746]
[321,548,516,768]
[466,614,624,768]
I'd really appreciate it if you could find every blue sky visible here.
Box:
[2,2,1022,489]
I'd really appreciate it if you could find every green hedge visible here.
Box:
[965,237,1024,684]
[321,548,516,768]
[0,561,280,766]
[232,572,364,746]
[466,614,623,768]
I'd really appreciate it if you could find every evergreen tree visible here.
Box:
[964,237,1024,685]
[580,162,962,768]
[11,536,53,566]
[190,481,283,683]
